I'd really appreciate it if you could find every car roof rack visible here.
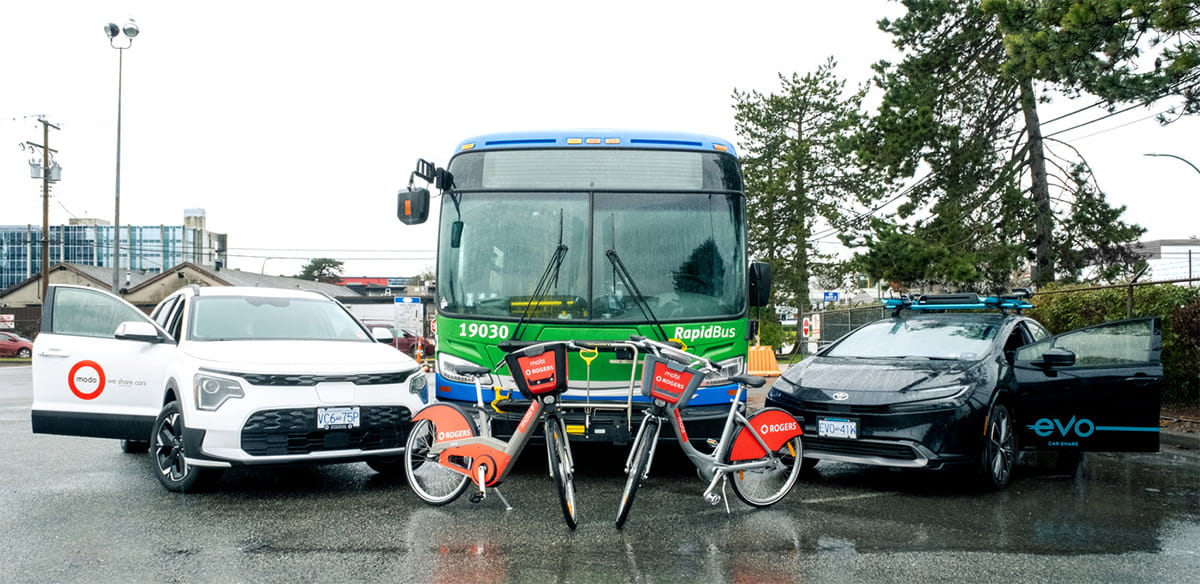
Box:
[883,289,1033,317]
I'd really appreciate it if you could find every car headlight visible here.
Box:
[409,370,429,402]
[194,373,244,411]
[700,356,745,387]
[887,385,971,412]
[438,353,493,385]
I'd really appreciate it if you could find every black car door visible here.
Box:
[1011,317,1161,452]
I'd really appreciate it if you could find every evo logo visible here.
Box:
[1028,416,1094,438]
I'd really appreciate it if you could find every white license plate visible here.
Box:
[818,417,857,439]
[317,406,361,430]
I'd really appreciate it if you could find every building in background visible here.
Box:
[0,209,227,293]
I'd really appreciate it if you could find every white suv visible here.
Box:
[32,284,429,492]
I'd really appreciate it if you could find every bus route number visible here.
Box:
[459,323,511,339]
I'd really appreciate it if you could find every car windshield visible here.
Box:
[188,296,371,342]
[825,317,1001,361]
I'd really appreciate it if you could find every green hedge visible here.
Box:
[1028,283,1200,407]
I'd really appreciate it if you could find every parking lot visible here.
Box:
[2,365,1198,583]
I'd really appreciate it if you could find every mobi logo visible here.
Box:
[673,325,736,343]
[1028,416,1095,438]
[68,360,106,400]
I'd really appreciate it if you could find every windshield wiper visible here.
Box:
[605,249,669,341]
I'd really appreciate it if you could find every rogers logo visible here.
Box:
[654,374,686,391]
[438,429,472,441]
[760,422,799,435]
[68,360,106,401]
[524,365,554,376]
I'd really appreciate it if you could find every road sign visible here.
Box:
[823,292,838,303]
[801,318,811,337]
[393,296,421,304]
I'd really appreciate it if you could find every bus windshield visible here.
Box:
[436,190,745,322]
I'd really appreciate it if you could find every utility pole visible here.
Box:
[23,118,60,302]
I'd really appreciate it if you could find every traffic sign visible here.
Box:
[801,318,811,337]
[823,292,838,303]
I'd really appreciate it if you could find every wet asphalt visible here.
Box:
[1,365,1197,583]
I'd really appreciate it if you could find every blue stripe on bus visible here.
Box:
[484,138,558,146]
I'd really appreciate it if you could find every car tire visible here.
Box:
[17,347,32,359]
[980,403,1016,490]
[366,456,407,476]
[151,401,222,493]
[121,439,150,454]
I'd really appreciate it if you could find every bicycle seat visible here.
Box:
[729,374,766,388]
[457,365,493,378]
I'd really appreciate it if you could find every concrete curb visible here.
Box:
[1161,428,1200,451]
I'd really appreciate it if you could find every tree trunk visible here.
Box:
[1020,77,1054,286]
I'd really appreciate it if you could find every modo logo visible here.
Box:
[1028,416,1095,438]
[68,360,106,400]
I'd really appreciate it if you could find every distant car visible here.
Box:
[31,284,430,492]
[364,321,435,358]
[0,331,33,359]
[765,293,1162,489]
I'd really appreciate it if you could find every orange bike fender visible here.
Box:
[729,408,803,462]
[413,403,478,441]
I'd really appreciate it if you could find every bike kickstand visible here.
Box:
[493,488,514,511]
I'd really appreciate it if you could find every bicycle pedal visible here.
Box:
[704,493,721,505]
[469,491,486,504]
[705,438,719,451]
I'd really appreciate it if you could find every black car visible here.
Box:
[765,293,1162,489]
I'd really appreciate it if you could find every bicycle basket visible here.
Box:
[640,355,704,406]
[505,343,569,399]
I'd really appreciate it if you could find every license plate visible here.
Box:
[317,406,361,430]
[818,417,858,439]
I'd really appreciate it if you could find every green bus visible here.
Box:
[398,130,770,444]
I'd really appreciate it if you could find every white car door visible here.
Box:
[32,285,174,442]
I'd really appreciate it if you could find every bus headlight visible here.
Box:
[194,374,244,411]
[438,353,493,385]
[700,356,745,387]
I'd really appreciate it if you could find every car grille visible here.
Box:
[208,370,415,386]
[803,436,919,461]
[241,406,412,456]
[801,402,893,415]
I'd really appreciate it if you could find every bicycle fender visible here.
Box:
[413,403,478,441]
[729,408,803,461]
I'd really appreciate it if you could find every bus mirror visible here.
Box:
[450,219,464,249]
[398,187,430,225]
[748,262,772,307]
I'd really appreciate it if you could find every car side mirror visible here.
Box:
[397,187,430,225]
[114,321,165,343]
[748,262,772,307]
[1034,347,1076,369]
[371,327,394,343]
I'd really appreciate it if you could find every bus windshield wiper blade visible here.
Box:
[508,243,568,342]
[605,249,669,341]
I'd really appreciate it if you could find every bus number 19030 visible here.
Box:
[459,323,511,339]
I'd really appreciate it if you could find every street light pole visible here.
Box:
[1144,153,1200,177]
[106,20,139,294]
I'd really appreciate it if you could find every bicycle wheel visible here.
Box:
[404,419,470,505]
[544,417,578,529]
[616,417,658,529]
[728,435,802,507]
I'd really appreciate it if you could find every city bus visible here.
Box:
[397,130,771,444]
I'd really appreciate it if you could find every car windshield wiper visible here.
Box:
[605,248,669,341]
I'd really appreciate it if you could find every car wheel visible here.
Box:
[121,439,150,454]
[366,456,407,476]
[17,347,32,359]
[980,403,1016,490]
[151,401,222,492]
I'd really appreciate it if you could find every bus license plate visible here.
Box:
[818,417,857,439]
[317,407,361,430]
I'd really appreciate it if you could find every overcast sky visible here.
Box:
[2,1,1196,279]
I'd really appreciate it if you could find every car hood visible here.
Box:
[182,340,418,374]
[773,356,982,406]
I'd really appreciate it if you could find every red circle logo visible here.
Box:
[68,360,106,400]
